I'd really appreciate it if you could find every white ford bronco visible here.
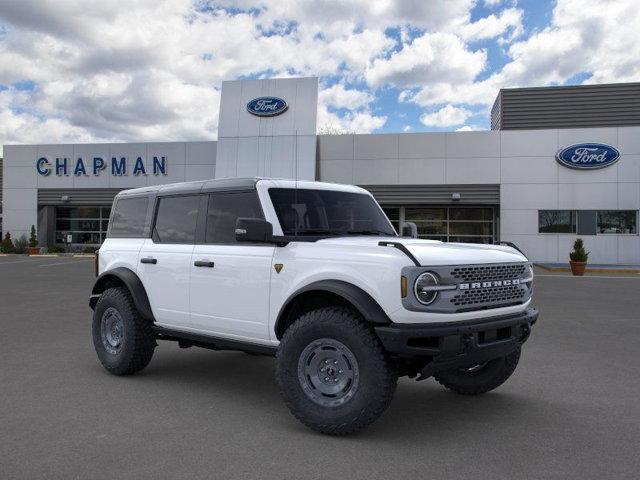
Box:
[90,178,538,435]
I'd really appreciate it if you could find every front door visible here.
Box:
[137,194,201,330]
[189,191,274,341]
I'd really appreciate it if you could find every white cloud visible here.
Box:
[319,84,373,110]
[484,0,506,7]
[420,105,472,127]
[366,32,486,88]
[402,125,413,132]
[458,7,523,42]
[456,125,484,131]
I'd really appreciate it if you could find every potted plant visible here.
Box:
[569,238,589,276]
[1,232,15,253]
[28,225,40,255]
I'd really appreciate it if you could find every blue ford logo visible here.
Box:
[246,97,288,117]
[556,143,620,170]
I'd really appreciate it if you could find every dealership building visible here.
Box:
[1,78,639,264]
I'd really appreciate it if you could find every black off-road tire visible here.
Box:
[276,307,397,435]
[433,347,521,395]
[92,287,156,376]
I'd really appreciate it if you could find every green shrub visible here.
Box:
[569,238,589,262]
[82,246,98,254]
[14,235,28,254]
[29,225,38,248]
[1,233,15,253]
[48,244,65,254]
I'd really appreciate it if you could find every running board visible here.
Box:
[153,326,277,356]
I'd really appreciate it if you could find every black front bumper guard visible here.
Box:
[375,308,538,379]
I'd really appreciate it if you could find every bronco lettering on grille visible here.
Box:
[459,279,520,290]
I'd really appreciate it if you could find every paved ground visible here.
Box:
[1,256,639,480]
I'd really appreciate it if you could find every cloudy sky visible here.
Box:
[0,0,638,154]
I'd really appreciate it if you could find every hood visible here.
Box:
[316,236,528,266]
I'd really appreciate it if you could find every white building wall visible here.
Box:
[2,141,216,242]
[215,77,317,181]
[318,127,640,265]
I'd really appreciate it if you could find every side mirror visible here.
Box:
[235,217,273,243]
[401,222,418,238]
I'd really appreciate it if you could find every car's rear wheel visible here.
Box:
[92,287,156,375]
[276,307,397,435]
[433,348,521,395]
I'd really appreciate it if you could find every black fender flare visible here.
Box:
[89,267,154,321]
[274,280,391,338]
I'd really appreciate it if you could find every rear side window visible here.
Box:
[205,192,263,244]
[109,197,149,238]
[153,195,200,244]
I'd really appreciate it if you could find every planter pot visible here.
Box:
[569,260,587,276]
[28,246,40,255]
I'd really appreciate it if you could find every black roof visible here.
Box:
[117,177,259,198]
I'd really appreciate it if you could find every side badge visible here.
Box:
[274,263,283,274]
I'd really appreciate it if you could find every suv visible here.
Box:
[90,178,538,435]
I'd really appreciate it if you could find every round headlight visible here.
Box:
[414,272,439,305]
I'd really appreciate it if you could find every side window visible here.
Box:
[109,197,149,237]
[153,195,200,244]
[205,192,263,244]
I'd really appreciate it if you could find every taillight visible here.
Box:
[94,250,99,277]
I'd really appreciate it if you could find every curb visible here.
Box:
[534,263,640,275]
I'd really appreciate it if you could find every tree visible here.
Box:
[1,232,15,253]
[29,225,38,248]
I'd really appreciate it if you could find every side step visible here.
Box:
[153,326,277,356]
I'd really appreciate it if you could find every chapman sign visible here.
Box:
[556,143,620,170]
[36,156,168,176]
[246,97,288,117]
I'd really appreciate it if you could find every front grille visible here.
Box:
[451,264,527,282]
[451,285,525,308]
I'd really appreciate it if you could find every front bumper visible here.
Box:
[375,307,538,376]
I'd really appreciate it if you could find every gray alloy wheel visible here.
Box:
[100,307,124,355]
[297,338,360,407]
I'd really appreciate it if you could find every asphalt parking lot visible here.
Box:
[1,256,639,479]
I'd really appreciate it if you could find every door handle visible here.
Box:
[140,257,157,264]
[194,260,215,268]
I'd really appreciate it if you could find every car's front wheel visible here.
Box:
[433,348,521,395]
[276,307,397,435]
[92,287,156,375]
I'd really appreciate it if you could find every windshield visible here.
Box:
[268,188,397,237]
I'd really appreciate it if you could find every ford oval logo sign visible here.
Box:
[246,97,288,117]
[556,143,620,170]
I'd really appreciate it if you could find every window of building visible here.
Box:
[152,195,200,244]
[205,192,263,244]
[109,197,148,238]
[56,206,112,244]
[538,210,577,233]
[401,206,495,244]
[597,210,638,234]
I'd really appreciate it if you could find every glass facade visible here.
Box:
[382,206,496,244]
[55,206,111,245]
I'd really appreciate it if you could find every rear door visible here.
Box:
[189,191,274,341]
[137,194,201,329]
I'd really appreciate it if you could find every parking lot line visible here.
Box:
[38,259,93,267]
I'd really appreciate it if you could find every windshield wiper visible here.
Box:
[286,229,339,236]
[345,230,395,236]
